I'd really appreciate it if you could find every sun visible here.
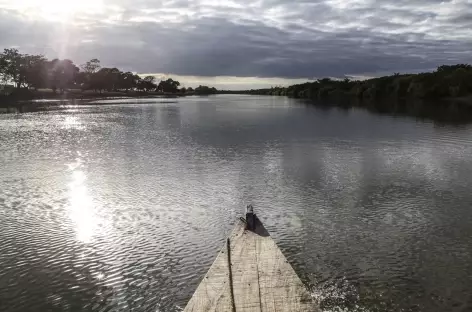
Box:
[5,0,104,22]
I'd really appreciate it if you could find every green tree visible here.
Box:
[437,64,471,73]
[157,78,180,93]
[135,75,156,92]
[143,75,155,84]
[104,68,122,91]
[23,55,48,90]
[0,48,24,88]
[0,49,50,89]
[79,59,101,91]
[195,85,217,95]
[81,59,101,75]
[118,72,140,92]
[89,68,121,93]
[48,59,80,93]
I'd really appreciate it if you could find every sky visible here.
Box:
[0,0,471,89]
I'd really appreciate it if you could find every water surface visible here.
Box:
[1,95,472,312]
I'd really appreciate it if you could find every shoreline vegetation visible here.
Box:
[0,48,217,107]
[226,64,472,123]
[234,64,472,105]
[2,47,472,122]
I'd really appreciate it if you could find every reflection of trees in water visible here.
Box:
[309,98,472,125]
[3,96,472,126]
[363,99,472,125]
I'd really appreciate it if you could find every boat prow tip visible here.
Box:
[183,204,319,311]
[245,204,255,231]
[243,204,270,237]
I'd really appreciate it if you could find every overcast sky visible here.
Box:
[1,0,471,89]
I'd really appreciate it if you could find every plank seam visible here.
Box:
[227,238,236,312]
[254,234,263,312]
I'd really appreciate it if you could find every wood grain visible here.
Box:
[183,219,318,312]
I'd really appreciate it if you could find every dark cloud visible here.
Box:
[1,0,471,79]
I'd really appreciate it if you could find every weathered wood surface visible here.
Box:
[183,217,318,312]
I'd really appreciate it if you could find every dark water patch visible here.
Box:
[301,97,472,126]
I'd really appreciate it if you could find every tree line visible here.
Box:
[241,64,472,102]
[0,48,218,95]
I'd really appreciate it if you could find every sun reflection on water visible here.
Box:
[62,116,84,130]
[67,160,98,243]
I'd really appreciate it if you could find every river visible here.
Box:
[1,95,472,312]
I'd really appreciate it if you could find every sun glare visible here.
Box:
[10,0,104,21]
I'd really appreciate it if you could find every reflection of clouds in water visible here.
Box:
[379,197,429,229]
[376,143,452,188]
[318,143,364,204]
[263,147,283,175]
[262,146,305,231]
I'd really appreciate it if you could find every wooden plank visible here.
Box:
[183,220,244,312]
[256,234,315,311]
[230,225,261,311]
[183,217,318,312]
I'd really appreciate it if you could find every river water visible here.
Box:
[1,95,472,312]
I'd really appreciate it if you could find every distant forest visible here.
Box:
[2,47,472,108]
[238,64,472,103]
[0,48,217,97]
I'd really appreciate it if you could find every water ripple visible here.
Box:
[1,96,472,311]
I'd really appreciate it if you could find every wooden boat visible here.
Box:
[184,206,319,312]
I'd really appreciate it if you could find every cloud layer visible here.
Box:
[1,0,471,80]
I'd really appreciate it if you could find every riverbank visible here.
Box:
[0,88,220,113]
[0,89,187,106]
[0,89,197,113]
[234,64,472,107]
